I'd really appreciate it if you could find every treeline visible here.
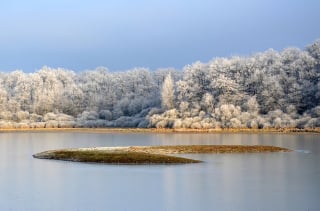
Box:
[0,41,319,129]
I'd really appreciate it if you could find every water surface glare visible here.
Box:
[0,132,319,211]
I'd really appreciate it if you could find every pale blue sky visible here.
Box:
[1,0,320,72]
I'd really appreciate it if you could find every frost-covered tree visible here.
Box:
[0,40,319,129]
[161,73,175,110]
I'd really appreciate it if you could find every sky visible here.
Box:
[0,0,320,72]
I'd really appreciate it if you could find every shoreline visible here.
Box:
[1,127,320,134]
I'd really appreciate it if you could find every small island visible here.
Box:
[33,145,290,164]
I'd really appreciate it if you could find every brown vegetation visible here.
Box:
[128,145,291,154]
[33,145,290,164]
[33,149,202,164]
[1,127,320,134]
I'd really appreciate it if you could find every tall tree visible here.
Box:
[161,73,175,110]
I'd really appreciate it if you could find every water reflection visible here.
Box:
[0,132,319,210]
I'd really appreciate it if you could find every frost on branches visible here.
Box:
[161,73,174,110]
[0,40,319,129]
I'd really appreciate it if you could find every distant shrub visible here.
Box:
[13,111,29,122]
[98,110,113,120]
[78,111,99,121]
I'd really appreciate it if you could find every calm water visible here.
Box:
[0,132,319,211]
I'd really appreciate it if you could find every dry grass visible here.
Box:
[33,145,290,164]
[33,149,202,164]
[128,145,291,154]
[2,127,320,134]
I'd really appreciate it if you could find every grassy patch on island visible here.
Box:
[128,145,291,154]
[33,145,290,165]
[33,149,201,164]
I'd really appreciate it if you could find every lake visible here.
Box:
[0,132,319,211]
